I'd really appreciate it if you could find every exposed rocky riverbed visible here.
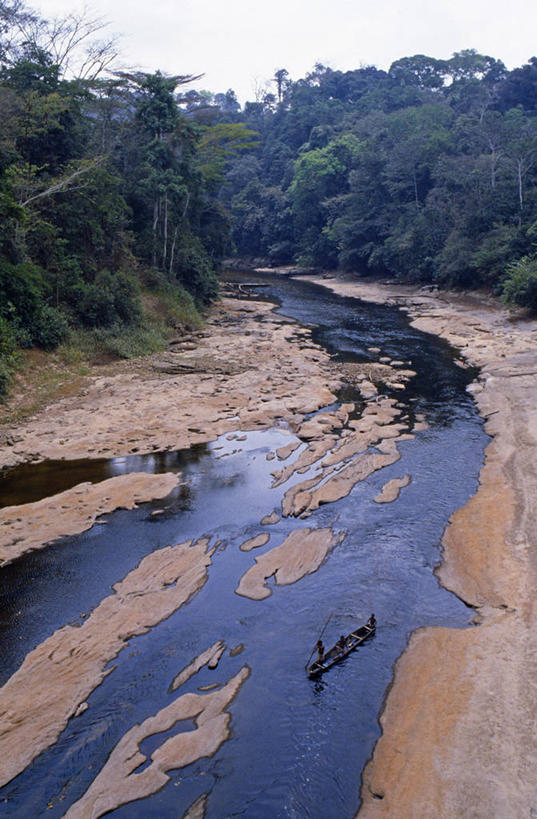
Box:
[296,275,537,819]
[1,273,530,817]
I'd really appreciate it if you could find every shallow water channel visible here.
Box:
[0,272,488,817]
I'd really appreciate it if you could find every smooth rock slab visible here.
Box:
[239,533,270,552]
[0,537,212,787]
[374,475,411,504]
[235,527,342,600]
[65,666,249,819]
[0,472,180,566]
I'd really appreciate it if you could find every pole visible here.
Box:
[305,612,332,671]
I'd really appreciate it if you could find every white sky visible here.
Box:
[36,0,537,102]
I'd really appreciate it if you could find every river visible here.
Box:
[0,271,488,817]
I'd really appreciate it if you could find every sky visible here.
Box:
[35,0,537,102]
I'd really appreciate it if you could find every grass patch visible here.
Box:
[0,277,207,419]
[143,283,204,332]
[0,349,91,425]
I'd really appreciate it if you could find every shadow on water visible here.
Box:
[0,271,488,818]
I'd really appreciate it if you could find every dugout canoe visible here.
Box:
[308,621,375,678]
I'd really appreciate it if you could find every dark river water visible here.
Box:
[0,272,487,818]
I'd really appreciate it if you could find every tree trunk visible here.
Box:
[169,225,179,277]
[163,190,168,266]
[152,197,159,267]
[412,169,419,210]
[517,159,524,210]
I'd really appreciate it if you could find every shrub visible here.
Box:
[150,284,203,330]
[93,324,168,358]
[0,317,17,400]
[501,255,537,310]
[0,261,43,327]
[33,304,69,349]
[69,270,142,328]
[175,237,219,304]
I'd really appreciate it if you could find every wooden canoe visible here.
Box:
[308,622,375,678]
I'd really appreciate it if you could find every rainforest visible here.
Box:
[2,0,537,398]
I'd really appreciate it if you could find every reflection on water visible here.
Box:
[0,273,488,818]
[0,445,208,508]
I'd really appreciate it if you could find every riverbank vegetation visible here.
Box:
[2,0,537,399]
[0,0,255,396]
[217,55,537,305]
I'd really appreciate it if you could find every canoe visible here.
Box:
[307,622,375,678]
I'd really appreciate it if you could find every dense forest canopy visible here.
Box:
[216,54,537,304]
[1,0,537,398]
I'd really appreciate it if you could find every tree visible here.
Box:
[273,68,289,103]
[504,107,537,210]
[389,55,446,89]
[0,1,118,81]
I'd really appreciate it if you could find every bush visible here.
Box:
[175,237,219,304]
[93,324,168,358]
[0,317,17,400]
[68,270,142,328]
[501,255,537,309]
[0,316,16,359]
[150,284,203,330]
[33,304,69,349]
[0,260,68,351]
[0,260,43,327]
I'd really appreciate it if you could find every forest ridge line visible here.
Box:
[1,0,537,398]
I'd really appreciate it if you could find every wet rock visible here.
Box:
[171,641,226,691]
[374,475,411,503]
[260,511,280,526]
[240,533,270,552]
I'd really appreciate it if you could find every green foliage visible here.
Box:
[4,0,537,394]
[0,260,67,347]
[0,316,18,399]
[32,304,69,349]
[174,235,219,303]
[501,256,537,309]
[66,270,142,328]
[197,122,259,189]
[212,50,537,291]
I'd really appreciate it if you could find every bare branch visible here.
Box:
[21,156,105,207]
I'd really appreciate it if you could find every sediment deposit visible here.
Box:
[298,274,537,818]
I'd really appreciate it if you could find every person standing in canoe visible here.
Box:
[316,640,325,663]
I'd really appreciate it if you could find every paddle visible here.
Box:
[305,612,332,671]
